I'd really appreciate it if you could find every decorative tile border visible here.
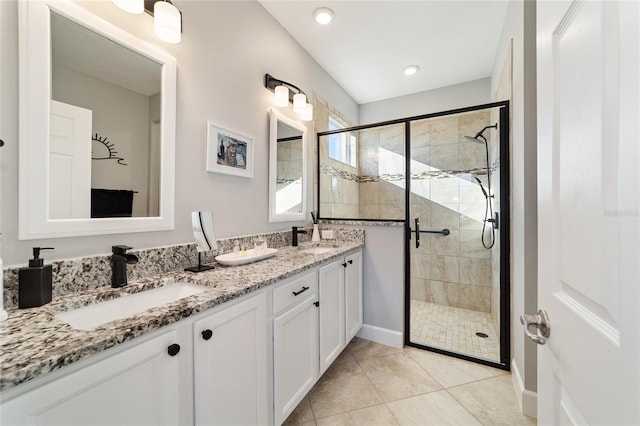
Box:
[320,162,499,184]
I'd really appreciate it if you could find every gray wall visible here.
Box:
[0,0,358,266]
[491,0,538,414]
[362,226,405,334]
[53,65,152,217]
[359,78,491,125]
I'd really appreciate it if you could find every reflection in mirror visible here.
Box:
[50,10,162,219]
[18,0,176,239]
[185,212,217,273]
[269,109,307,222]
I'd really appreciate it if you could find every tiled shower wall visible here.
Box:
[357,124,405,220]
[408,110,495,313]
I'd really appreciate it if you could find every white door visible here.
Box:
[536,1,639,424]
[49,100,92,219]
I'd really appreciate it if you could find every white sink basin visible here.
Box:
[299,246,334,255]
[56,282,208,330]
[215,248,278,266]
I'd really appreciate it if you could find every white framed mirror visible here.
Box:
[18,0,176,239]
[268,109,307,222]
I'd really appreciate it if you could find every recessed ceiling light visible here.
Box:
[404,65,419,76]
[313,7,334,25]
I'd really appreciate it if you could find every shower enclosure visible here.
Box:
[318,102,510,369]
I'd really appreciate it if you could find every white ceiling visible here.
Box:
[259,1,509,105]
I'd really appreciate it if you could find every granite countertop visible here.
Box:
[0,241,363,392]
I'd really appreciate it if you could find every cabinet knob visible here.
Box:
[201,329,213,340]
[348,259,353,264]
[314,301,320,307]
[167,343,181,356]
[342,263,347,267]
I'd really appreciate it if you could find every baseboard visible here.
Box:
[356,324,403,348]
[511,359,538,418]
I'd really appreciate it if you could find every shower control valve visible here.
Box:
[486,212,499,230]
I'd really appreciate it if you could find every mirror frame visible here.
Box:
[18,0,177,239]
[268,108,307,223]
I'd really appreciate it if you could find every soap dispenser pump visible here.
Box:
[19,247,54,309]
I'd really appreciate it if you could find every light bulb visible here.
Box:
[274,85,289,107]
[301,103,313,122]
[403,65,419,76]
[112,0,144,14]
[154,1,181,44]
[313,7,334,25]
[293,93,306,113]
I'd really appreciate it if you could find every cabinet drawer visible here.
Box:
[273,270,318,314]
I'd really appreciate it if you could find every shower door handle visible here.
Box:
[410,218,450,249]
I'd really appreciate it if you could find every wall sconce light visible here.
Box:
[112,0,182,44]
[265,74,313,122]
[113,0,144,14]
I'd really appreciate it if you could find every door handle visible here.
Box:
[414,218,421,248]
[520,309,551,345]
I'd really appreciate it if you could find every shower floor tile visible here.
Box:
[409,300,500,363]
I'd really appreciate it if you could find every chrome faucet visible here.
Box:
[111,245,139,288]
[291,226,307,247]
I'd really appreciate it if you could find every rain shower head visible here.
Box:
[464,135,485,144]
[464,123,498,144]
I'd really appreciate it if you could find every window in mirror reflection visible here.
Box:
[50,10,162,219]
[275,122,303,214]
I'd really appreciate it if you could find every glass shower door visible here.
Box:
[406,105,508,367]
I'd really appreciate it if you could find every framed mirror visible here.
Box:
[268,109,307,222]
[18,0,176,239]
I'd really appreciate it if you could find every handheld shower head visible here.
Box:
[474,177,489,199]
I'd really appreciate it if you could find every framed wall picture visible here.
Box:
[206,122,254,178]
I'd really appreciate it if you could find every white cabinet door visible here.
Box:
[318,259,345,374]
[193,292,268,426]
[273,294,319,425]
[1,329,188,426]
[345,250,363,342]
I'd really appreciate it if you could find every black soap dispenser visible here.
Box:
[19,247,54,309]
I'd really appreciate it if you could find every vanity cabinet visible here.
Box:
[318,259,346,374]
[318,250,363,374]
[193,292,268,426]
[272,271,319,426]
[1,327,190,426]
[344,251,363,342]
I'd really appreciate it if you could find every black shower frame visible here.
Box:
[316,100,511,370]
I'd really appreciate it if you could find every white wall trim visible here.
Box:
[356,324,403,348]
[512,359,538,418]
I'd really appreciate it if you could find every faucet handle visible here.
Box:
[112,245,133,255]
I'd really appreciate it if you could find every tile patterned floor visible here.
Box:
[283,338,536,426]
[409,300,500,363]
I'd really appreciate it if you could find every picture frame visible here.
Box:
[206,122,254,178]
